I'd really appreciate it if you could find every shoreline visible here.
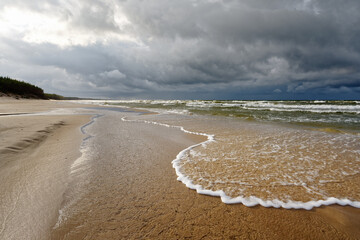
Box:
[1,99,359,239]
[0,99,94,239]
[53,105,359,239]
[122,115,360,210]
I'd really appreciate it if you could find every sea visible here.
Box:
[82,100,360,209]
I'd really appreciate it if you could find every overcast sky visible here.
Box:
[0,0,359,99]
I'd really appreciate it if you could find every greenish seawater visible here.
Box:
[106,100,360,133]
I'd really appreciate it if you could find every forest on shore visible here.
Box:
[0,76,47,99]
[0,76,83,100]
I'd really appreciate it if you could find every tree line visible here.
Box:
[0,76,46,99]
[0,76,93,100]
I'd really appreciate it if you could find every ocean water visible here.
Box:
[102,100,360,132]
[82,100,360,209]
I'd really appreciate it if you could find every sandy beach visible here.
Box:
[1,99,359,240]
[0,99,94,239]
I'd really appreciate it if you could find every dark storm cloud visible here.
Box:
[1,0,360,99]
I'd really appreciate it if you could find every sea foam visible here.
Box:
[121,116,360,210]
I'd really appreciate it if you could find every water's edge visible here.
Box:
[121,115,360,210]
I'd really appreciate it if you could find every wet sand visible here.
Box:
[52,110,360,239]
[1,99,359,239]
[0,99,92,239]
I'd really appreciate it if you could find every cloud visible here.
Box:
[0,0,136,47]
[0,0,360,99]
[101,70,126,79]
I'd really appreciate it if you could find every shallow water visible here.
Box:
[67,100,360,209]
[124,109,360,209]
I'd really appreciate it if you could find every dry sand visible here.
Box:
[1,98,359,239]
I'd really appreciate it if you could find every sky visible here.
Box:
[0,0,359,100]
